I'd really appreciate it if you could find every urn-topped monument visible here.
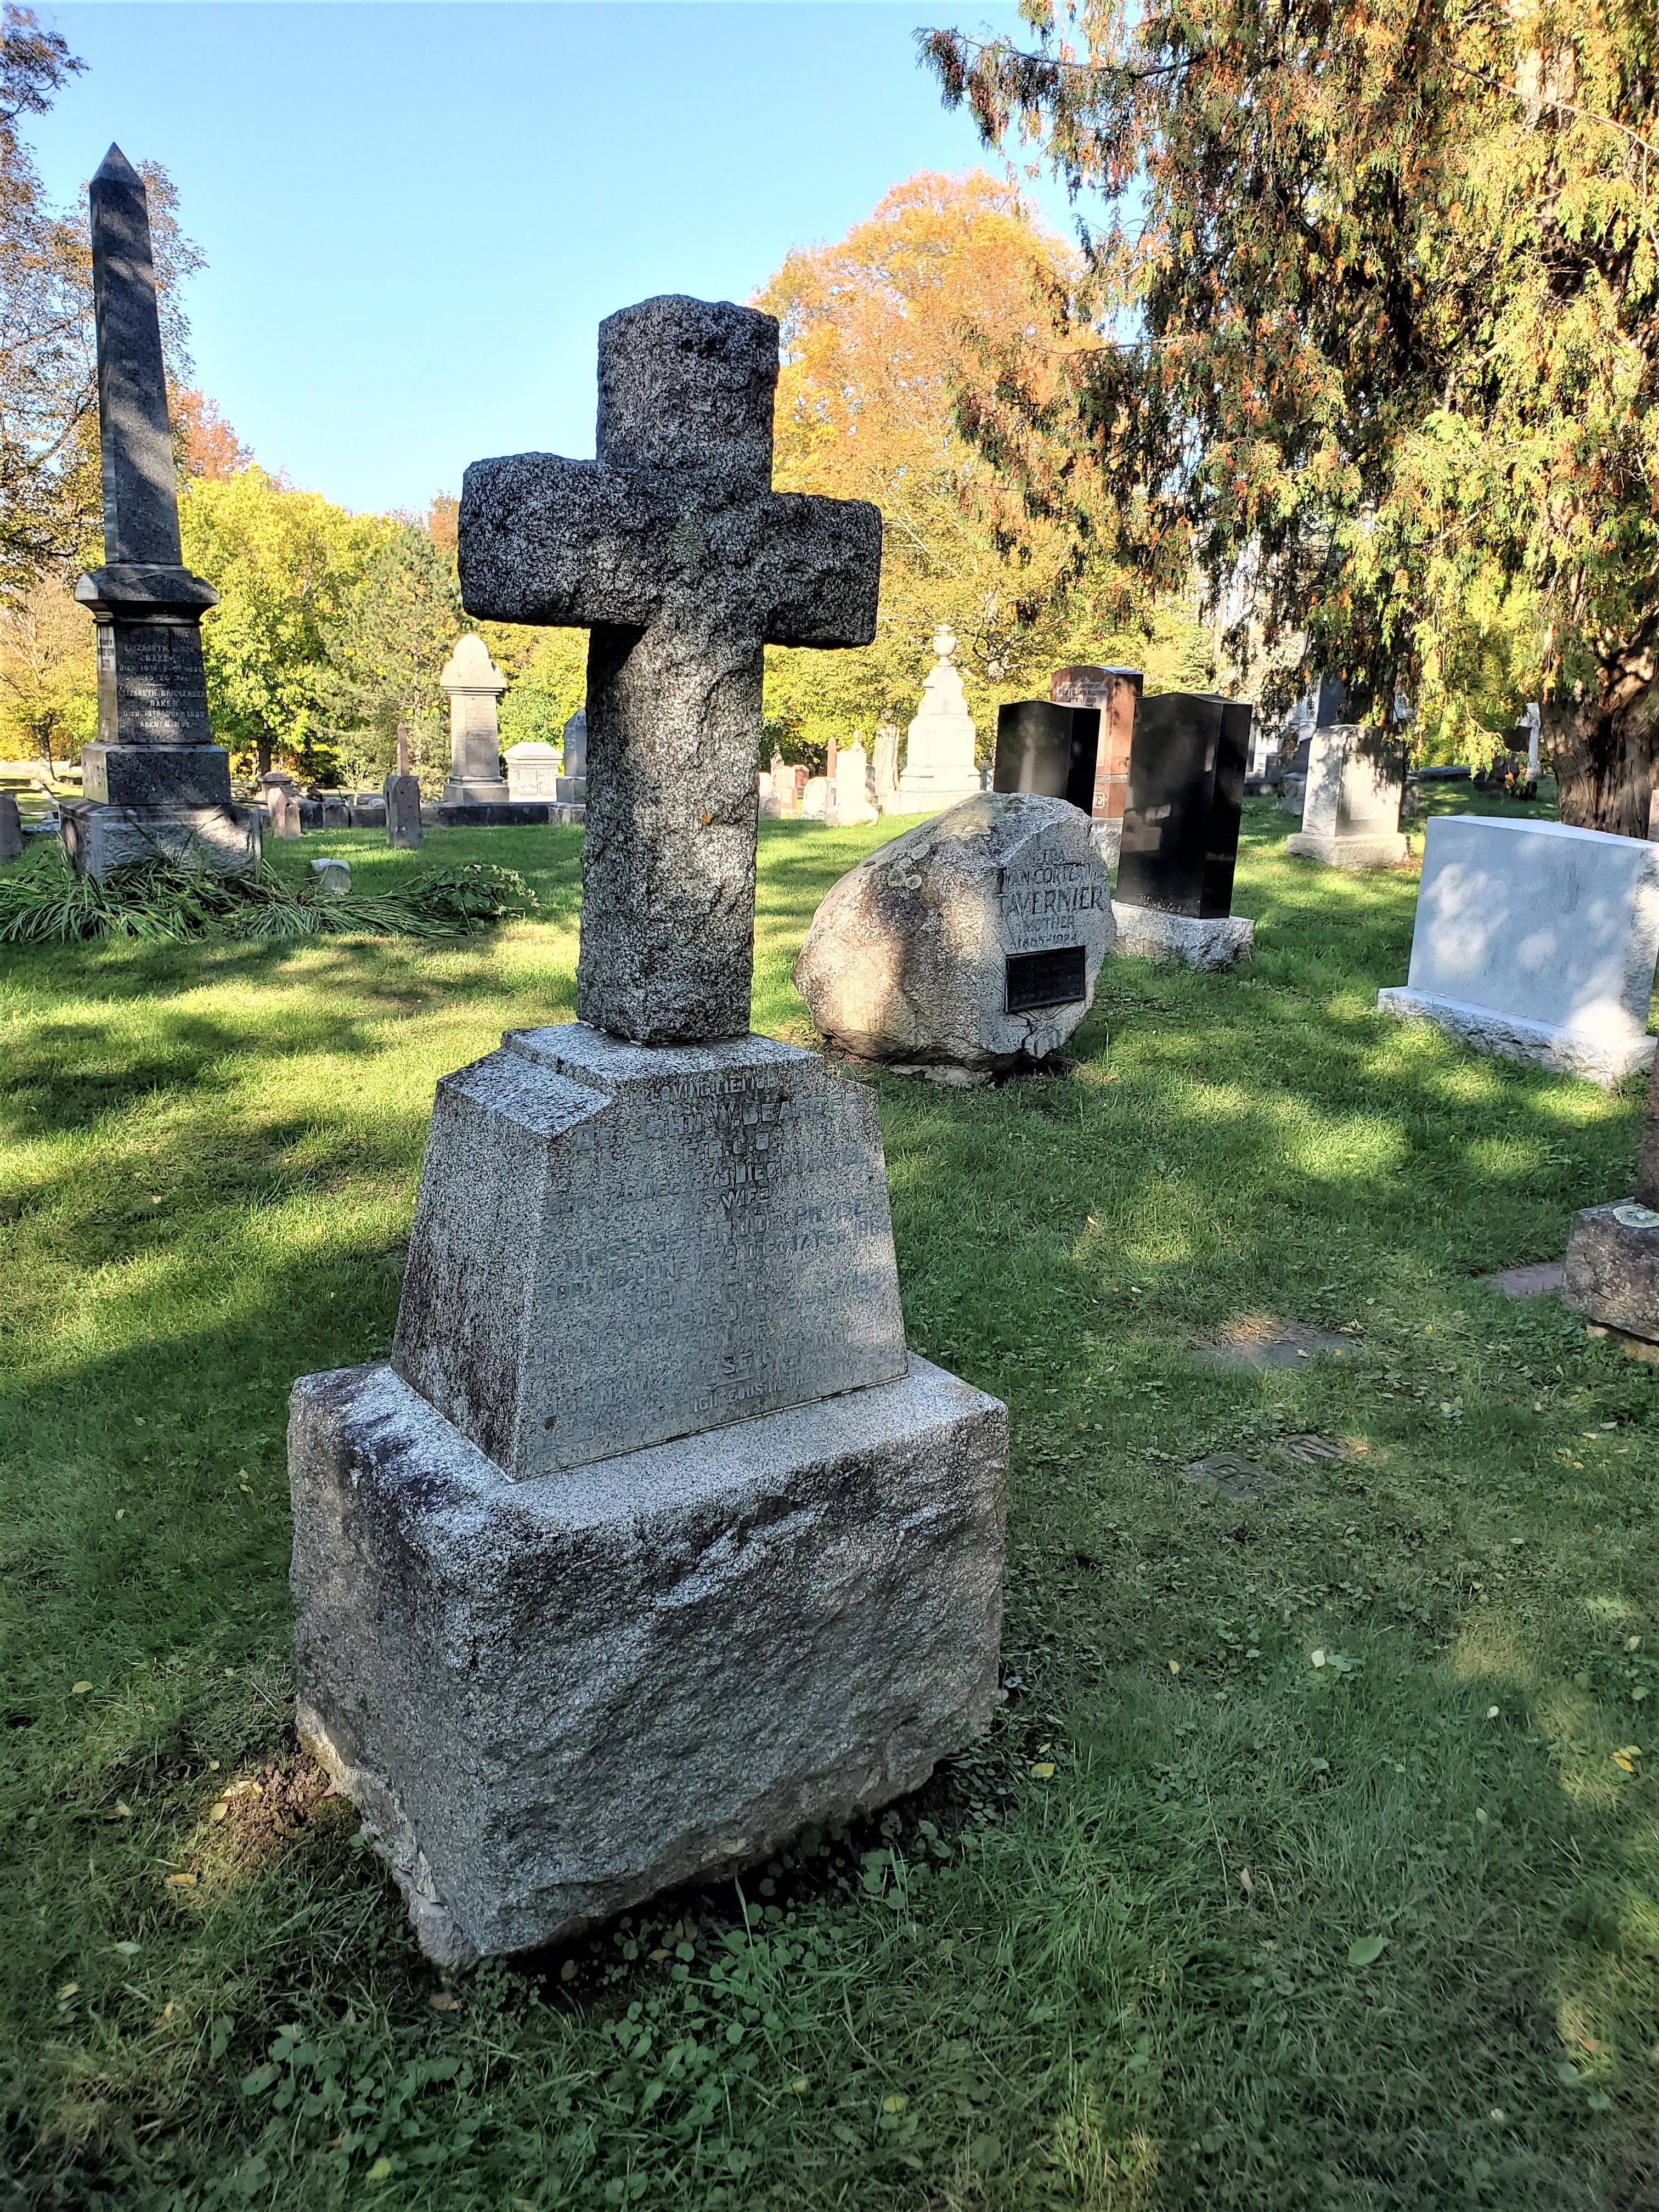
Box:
[288,297,1008,1966]
[60,149,257,879]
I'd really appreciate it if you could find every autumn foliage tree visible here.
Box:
[923,0,1659,830]
[754,171,1197,758]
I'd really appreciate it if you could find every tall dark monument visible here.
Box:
[991,699,1099,814]
[59,147,257,879]
[1116,691,1251,918]
[1112,690,1256,968]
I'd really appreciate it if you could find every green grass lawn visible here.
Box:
[4,793,1659,2210]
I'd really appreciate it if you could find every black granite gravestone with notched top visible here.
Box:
[1116,691,1251,918]
[992,700,1099,815]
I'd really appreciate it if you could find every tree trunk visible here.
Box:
[256,727,272,777]
[1548,642,1658,838]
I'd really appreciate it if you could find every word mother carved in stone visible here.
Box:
[459,296,881,1045]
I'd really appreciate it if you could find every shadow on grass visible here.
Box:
[4,799,1659,2210]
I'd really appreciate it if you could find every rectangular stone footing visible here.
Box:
[431,800,582,827]
[1285,830,1407,868]
[58,800,261,879]
[1112,901,1253,969]
[1564,1201,1659,1339]
[290,1355,1008,1967]
[1377,986,1656,1086]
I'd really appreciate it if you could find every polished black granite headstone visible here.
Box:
[1116,692,1251,918]
[992,700,1099,814]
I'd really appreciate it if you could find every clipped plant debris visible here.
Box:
[0,845,538,945]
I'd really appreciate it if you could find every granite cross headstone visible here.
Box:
[60,148,257,879]
[460,296,881,1041]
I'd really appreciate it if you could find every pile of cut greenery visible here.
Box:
[0,844,537,944]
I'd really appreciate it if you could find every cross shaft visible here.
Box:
[460,296,881,1043]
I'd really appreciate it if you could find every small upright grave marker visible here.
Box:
[385,725,423,850]
[557,707,587,805]
[0,791,22,863]
[1286,723,1406,867]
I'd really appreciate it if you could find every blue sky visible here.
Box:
[31,4,1075,515]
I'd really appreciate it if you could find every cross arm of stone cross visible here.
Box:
[457,459,879,648]
[457,295,882,1047]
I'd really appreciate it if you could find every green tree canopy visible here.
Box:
[180,466,385,778]
[318,522,462,791]
[922,0,1658,828]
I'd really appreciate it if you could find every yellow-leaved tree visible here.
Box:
[754,170,1207,766]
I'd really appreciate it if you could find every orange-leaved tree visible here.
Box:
[754,170,1197,761]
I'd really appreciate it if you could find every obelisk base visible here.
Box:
[59,799,261,881]
[289,1355,1007,1965]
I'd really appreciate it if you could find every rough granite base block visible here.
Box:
[290,1355,1008,1966]
[1285,830,1407,868]
[58,799,261,879]
[1377,985,1657,1086]
[1564,1202,1659,1341]
[1111,902,1254,969]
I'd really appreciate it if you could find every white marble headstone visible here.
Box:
[1379,815,1659,1084]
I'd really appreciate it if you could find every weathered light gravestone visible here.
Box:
[287,296,1008,1967]
[383,725,423,849]
[557,706,587,804]
[439,635,509,805]
[796,791,1116,1078]
[893,625,983,816]
[59,149,258,879]
[1285,722,1407,867]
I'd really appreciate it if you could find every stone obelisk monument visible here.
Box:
[59,147,257,879]
[287,297,1008,1967]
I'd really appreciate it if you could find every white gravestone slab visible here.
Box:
[1285,722,1407,867]
[836,740,879,825]
[1378,816,1659,1084]
[505,740,562,800]
[893,625,982,815]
